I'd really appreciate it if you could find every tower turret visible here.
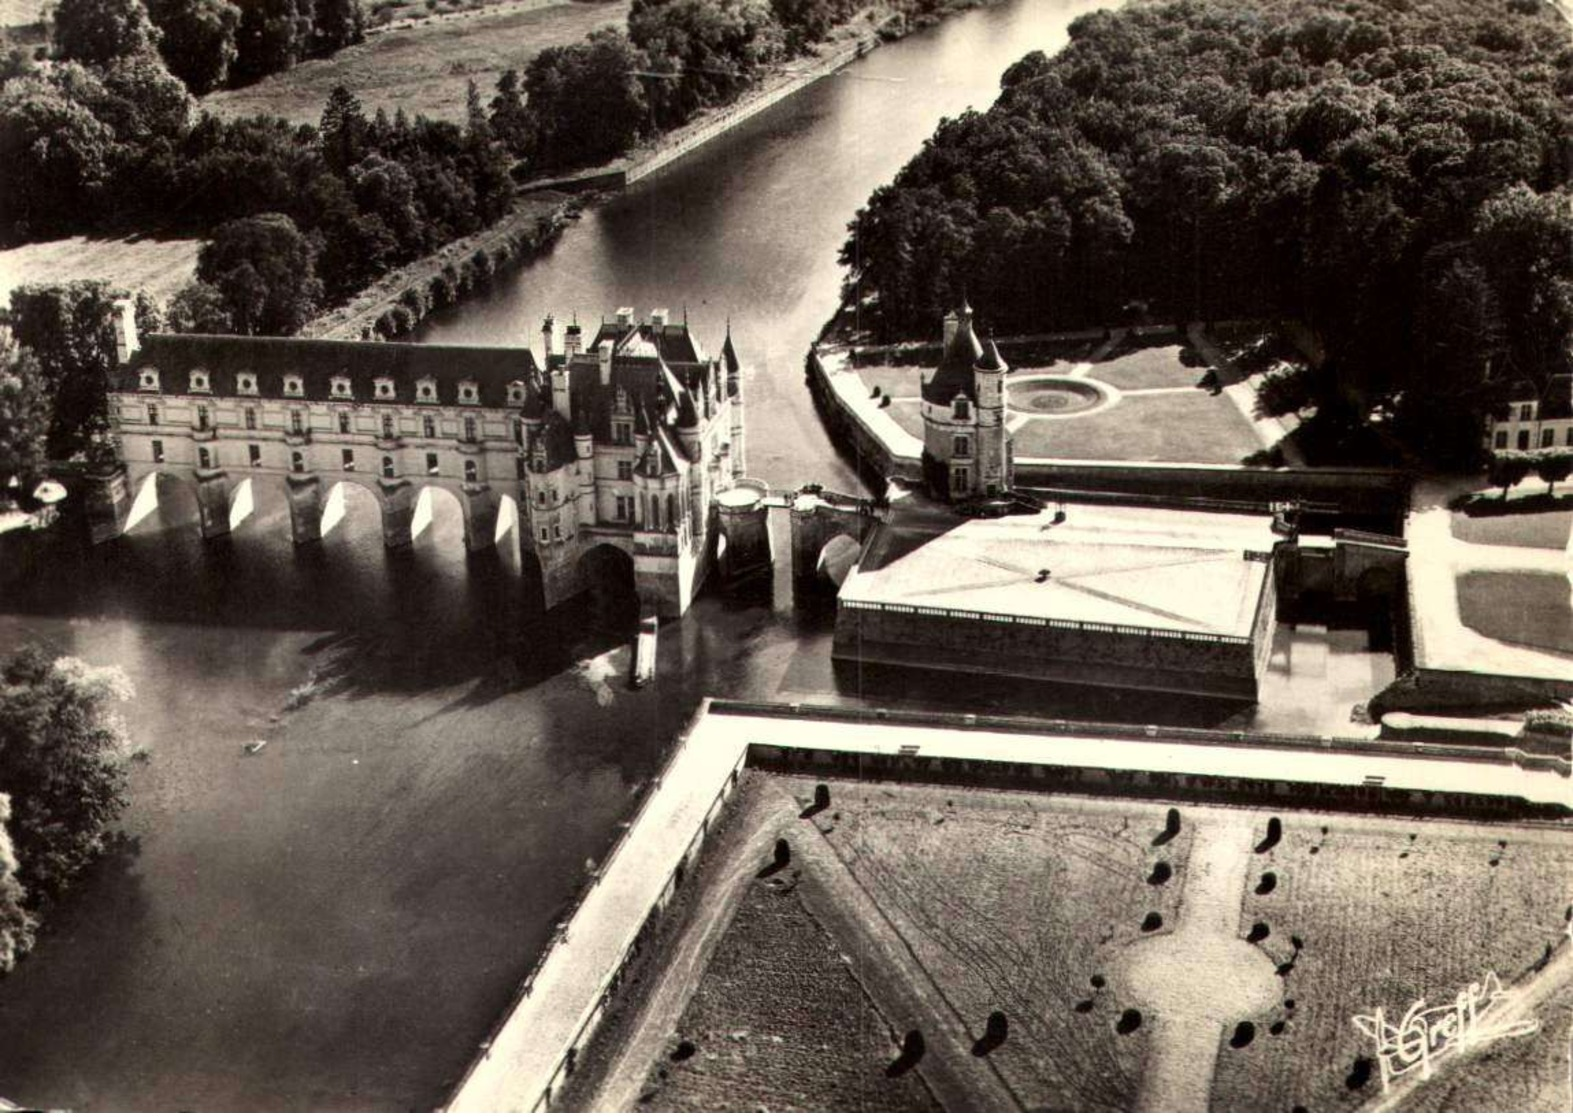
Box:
[974,338,1010,495]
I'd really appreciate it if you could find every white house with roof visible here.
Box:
[1485,373,1573,454]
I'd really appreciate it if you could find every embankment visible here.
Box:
[299,191,572,340]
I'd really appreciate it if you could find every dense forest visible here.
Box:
[842,0,1573,464]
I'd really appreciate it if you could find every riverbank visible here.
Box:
[299,192,571,340]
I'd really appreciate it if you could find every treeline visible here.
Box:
[28,0,363,95]
[842,0,1573,465]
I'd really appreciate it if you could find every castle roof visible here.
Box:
[119,334,542,409]
[1496,373,1573,422]
[922,311,983,406]
[721,329,740,376]
[977,338,1006,373]
[529,409,578,472]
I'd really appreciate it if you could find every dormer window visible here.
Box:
[284,377,304,398]
[190,370,211,393]
[237,374,257,395]
[374,377,395,400]
[417,378,437,402]
[458,380,479,405]
[330,376,353,399]
[506,380,525,405]
[954,397,970,421]
[1520,403,1535,421]
[139,369,160,391]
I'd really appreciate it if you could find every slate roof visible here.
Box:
[922,311,984,406]
[120,334,543,409]
[1497,373,1573,421]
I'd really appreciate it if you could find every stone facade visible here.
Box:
[104,303,747,617]
[1484,373,1573,453]
[920,303,1013,501]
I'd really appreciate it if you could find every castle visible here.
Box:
[919,302,1013,501]
[104,304,747,616]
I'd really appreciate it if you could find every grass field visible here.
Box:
[1450,506,1573,551]
[1211,813,1573,1112]
[855,365,924,399]
[813,780,1193,1111]
[1090,342,1211,392]
[201,0,629,125]
[1456,571,1573,656]
[1012,389,1264,463]
[0,235,202,307]
[635,876,940,1112]
[883,399,924,440]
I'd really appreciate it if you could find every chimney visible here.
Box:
[564,322,582,359]
[541,314,557,361]
[941,308,959,350]
[113,297,140,365]
[650,307,668,328]
[615,306,634,328]
[598,339,614,387]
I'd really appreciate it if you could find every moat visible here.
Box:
[0,0,1375,1108]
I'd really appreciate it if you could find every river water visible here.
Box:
[0,1,1161,1108]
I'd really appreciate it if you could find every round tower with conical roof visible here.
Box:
[921,302,986,501]
[974,336,1011,496]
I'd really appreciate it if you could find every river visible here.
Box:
[0,0,1139,1108]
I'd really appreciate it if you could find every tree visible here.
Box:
[1474,185,1573,383]
[0,341,50,497]
[489,68,530,158]
[318,82,366,173]
[231,0,312,83]
[309,0,361,56]
[1535,452,1571,496]
[0,74,117,243]
[523,30,648,170]
[8,281,126,460]
[145,0,240,93]
[165,280,234,333]
[196,212,323,335]
[0,796,36,975]
[0,646,134,902]
[1488,451,1532,498]
[52,0,161,67]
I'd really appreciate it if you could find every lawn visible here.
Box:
[1013,389,1264,463]
[1090,342,1211,392]
[0,236,203,307]
[1456,571,1573,656]
[1450,506,1573,551]
[635,874,940,1112]
[201,0,629,125]
[882,399,924,440]
[1210,813,1573,1112]
[811,779,1193,1111]
[855,365,925,399]
[0,0,43,28]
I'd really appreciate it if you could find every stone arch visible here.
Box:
[576,542,639,625]
[411,483,465,547]
[122,468,198,534]
[816,532,862,587]
[318,475,392,541]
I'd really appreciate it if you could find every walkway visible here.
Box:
[1116,821,1281,1111]
[1406,478,1573,681]
[1187,324,1306,466]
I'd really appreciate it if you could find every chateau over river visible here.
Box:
[0,0,1115,1109]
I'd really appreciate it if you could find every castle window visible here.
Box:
[667,494,676,526]
[514,419,524,445]
[190,371,210,393]
[1543,428,1556,448]
[139,369,160,391]
[463,416,478,443]
[417,378,436,401]
[953,435,971,458]
[291,451,304,473]
[331,376,352,399]
[342,448,355,471]
[458,380,479,404]
[290,410,304,434]
[616,496,631,521]
[617,460,632,481]
[244,407,257,430]
[147,403,160,425]
[382,456,395,478]
[246,444,260,467]
[507,381,525,405]
[423,414,436,439]
[613,421,633,445]
[553,523,562,540]
[537,489,546,507]
[237,375,256,395]
[284,377,303,397]
[1566,428,1573,447]
[382,414,395,439]
[1519,430,1530,450]
[1520,404,1534,421]
[516,459,526,480]
[954,398,970,420]
[339,411,352,435]
[539,527,549,543]
[953,466,970,492]
[426,452,439,475]
[374,378,395,400]
[151,439,164,464]
[198,446,212,470]
[464,460,478,483]
[195,405,210,431]
[1495,430,1507,450]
